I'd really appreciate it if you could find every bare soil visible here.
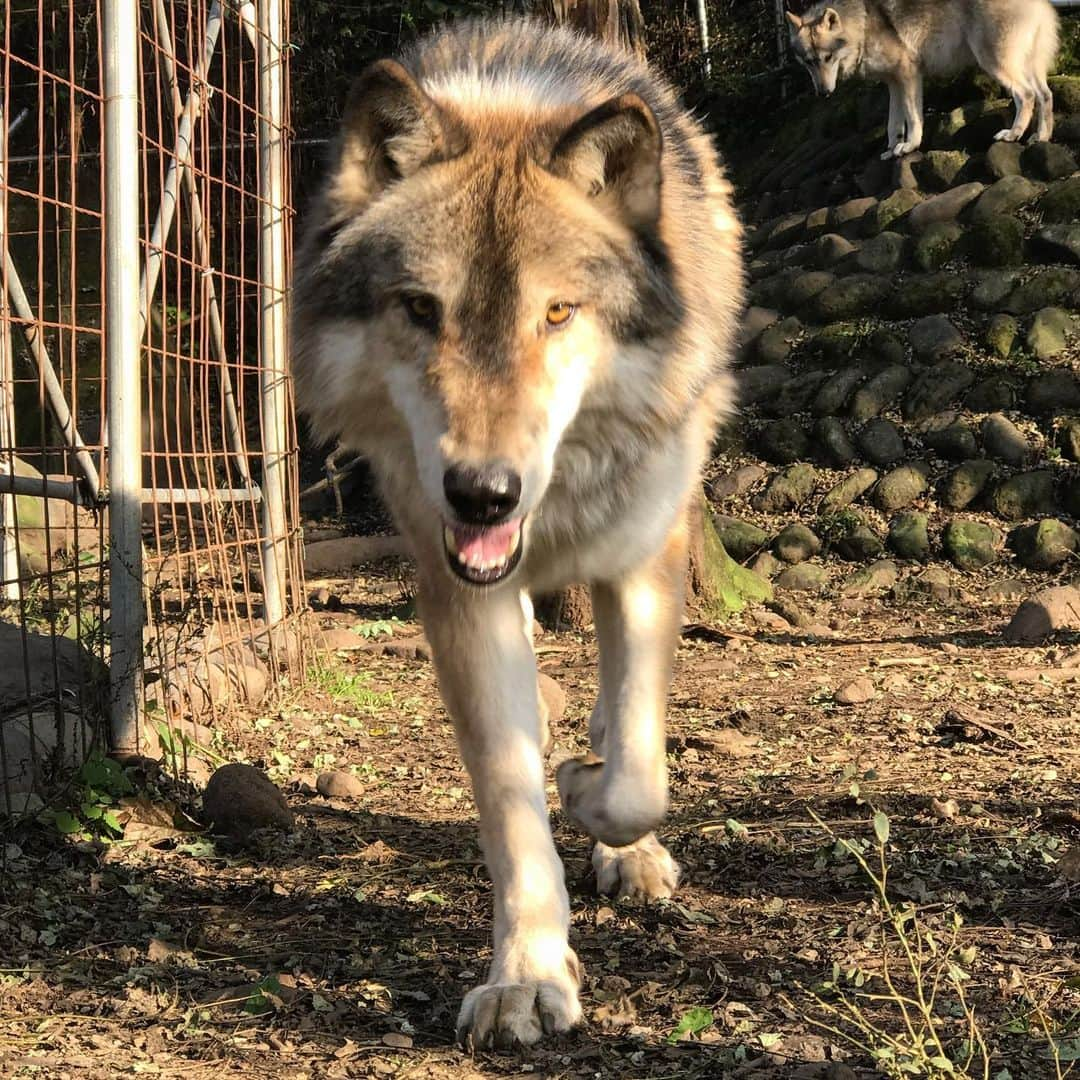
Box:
[3,557,1080,1079]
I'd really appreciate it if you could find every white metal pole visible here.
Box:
[696,0,711,80]
[0,107,20,600]
[103,0,145,755]
[257,0,288,629]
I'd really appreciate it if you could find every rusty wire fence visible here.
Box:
[0,0,305,818]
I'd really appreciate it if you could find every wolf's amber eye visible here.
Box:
[546,302,576,329]
[402,293,440,331]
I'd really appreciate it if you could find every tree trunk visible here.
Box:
[532,0,647,59]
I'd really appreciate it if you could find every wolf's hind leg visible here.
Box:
[1033,75,1054,143]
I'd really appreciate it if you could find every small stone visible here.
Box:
[889,272,966,318]
[827,512,885,562]
[773,524,822,565]
[815,417,860,467]
[943,460,996,510]
[1009,520,1079,571]
[1028,372,1080,414]
[907,182,984,231]
[814,322,864,364]
[1026,307,1076,361]
[806,275,892,322]
[850,366,913,422]
[970,269,1021,311]
[862,188,922,236]
[874,462,930,512]
[757,316,803,364]
[316,770,365,800]
[1039,176,1080,224]
[708,465,768,501]
[829,195,878,230]
[758,419,811,465]
[841,559,899,597]
[981,413,1031,466]
[753,465,819,514]
[913,221,964,272]
[203,764,293,838]
[786,270,835,308]
[763,211,808,250]
[738,306,780,349]
[1004,586,1080,644]
[1058,418,1080,463]
[714,518,769,562]
[984,314,1018,359]
[736,365,788,406]
[804,205,831,239]
[858,419,906,466]
[768,372,832,418]
[812,233,858,269]
[835,677,875,705]
[855,231,906,274]
[1021,141,1078,182]
[969,175,1045,222]
[889,512,931,560]
[910,315,964,361]
[864,329,907,367]
[1003,268,1080,316]
[776,563,829,593]
[914,150,970,191]
[904,363,975,423]
[964,214,1024,267]
[813,368,866,417]
[990,471,1056,522]
[911,566,958,602]
[943,519,1003,571]
[923,416,979,461]
[965,375,1016,413]
[1029,224,1080,267]
[819,468,880,513]
[984,141,1024,180]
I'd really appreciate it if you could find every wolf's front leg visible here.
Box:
[557,514,687,900]
[893,70,924,157]
[881,80,905,160]
[420,578,581,1049]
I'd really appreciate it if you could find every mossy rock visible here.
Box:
[1002,268,1080,315]
[889,272,966,318]
[874,462,930,513]
[984,314,1018,359]
[1026,307,1076,362]
[862,188,922,236]
[964,214,1024,268]
[943,519,1003,571]
[773,524,822,565]
[1049,76,1080,114]
[1009,519,1079,571]
[1039,176,1080,225]
[990,471,1056,522]
[913,222,964,273]
[713,517,769,563]
[943,460,996,510]
[807,275,893,322]
[888,512,931,560]
[753,464,820,514]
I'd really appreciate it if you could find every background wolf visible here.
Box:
[292,16,743,1051]
[787,0,1060,159]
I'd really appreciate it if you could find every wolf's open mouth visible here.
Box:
[443,518,523,586]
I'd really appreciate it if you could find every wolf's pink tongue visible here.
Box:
[453,520,519,563]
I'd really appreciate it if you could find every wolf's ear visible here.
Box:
[821,7,842,31]
[786,10,802,29]
[548,94,663,229]
[337,60,456,199]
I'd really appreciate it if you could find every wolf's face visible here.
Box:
[295,62,680,588]
[788,7,855,96]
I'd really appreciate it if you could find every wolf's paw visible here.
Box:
[880,147,896,161]
[556,755,663,849]
[593,833,679,901]
[891,141,919,157]
[994,129,1021,143]
[457,947,582,1049]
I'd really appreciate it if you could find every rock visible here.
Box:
[1022,141,1078,182]
[850,366,913,422]
[814,322,864,363]
[829,196,878,232]
[965,214,1024,267]
[815,417,860,467]
[763,212,808,250]
[835,677,875,705]
[862,188,922,236]
[865,328,907,368]
[990,471,1056,521]
[804,206,831,239]
[1039,176,1080,225]
[1009,520,1079,571]
[736,365,788,406]
[858,419,906,466]
[787,270,836,308]
[708,465,768,501]
[827,513,886,562]
[965,375,1016,413]
[907,182,984,231]
[943,460,996,510]
[890,271,967,318]
[304,535,409,573]
[889,512,931,560]
[753,465,819,514]
[538,672,567,729]
[806,275,892,322]
[781,242,813,269]
[773,524,822,565]
[909,315,964,361]
[874,463,930,512]
[984,314,1018,359]
[1026,306,1075,361]
[316,770,365,800]
[776,563,829,593]
[750,551,783,578]
[923,416,979,461]
[970,269,1021,311]
[1004,586,1080,644]
[203,764,293,837]
[984,578,1026,602]
[813,368,866,417]
[904,363,975,423]
[1059,418,1080,463]
[714,518,769,562]
[981,413,1030,466]
[911,565,958,602]
[841,559,899,597]
[855,231,907,274]
[738,306,780,349]
[756,317,803,364]
[1027,372,1080,415]
[1004,268,1080,315]
[913,221,964,272]
[914,150,970,191]
[984,141,1024,180]
[1050,75,1080,112]
[767,372,832,418]
[819,468,879,513]
[943,520,1003,571]
[969,175,1045,222]
[813,233,858,269]
[1030,224,1080,267]
[759,419,811,465]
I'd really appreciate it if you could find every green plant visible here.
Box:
[51,753,134,840]
[309,661,395,714]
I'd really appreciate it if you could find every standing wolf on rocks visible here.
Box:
[292,16,743,1050]
[787,0,1060,159]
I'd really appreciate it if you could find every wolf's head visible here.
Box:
[294,57,685,588]
[787,5,857,96]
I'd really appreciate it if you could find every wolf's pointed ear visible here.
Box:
[786,10,802,29]
[821,7,841,31]
[337,60,456,202]
[548,94,663,229]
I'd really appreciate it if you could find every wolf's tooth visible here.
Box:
[508,529,521,557]
[444,526,459,556]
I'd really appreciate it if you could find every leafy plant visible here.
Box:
[51,753,134,840]
[667,1006,715,1044]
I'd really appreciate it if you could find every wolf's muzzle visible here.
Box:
[442,462,524,586]
[443,462,521,525]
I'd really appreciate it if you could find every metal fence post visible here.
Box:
[257,0,289,630]
[103,0,145,755]
[0,108,19,601]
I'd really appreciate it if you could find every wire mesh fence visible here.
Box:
[0,0,305,818]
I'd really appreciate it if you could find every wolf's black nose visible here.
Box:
[444,463,521,524]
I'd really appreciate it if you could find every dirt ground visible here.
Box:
[3,556,1080,1079]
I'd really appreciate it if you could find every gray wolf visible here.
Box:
[787,0,1060,159]
[292,16,743,1050]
